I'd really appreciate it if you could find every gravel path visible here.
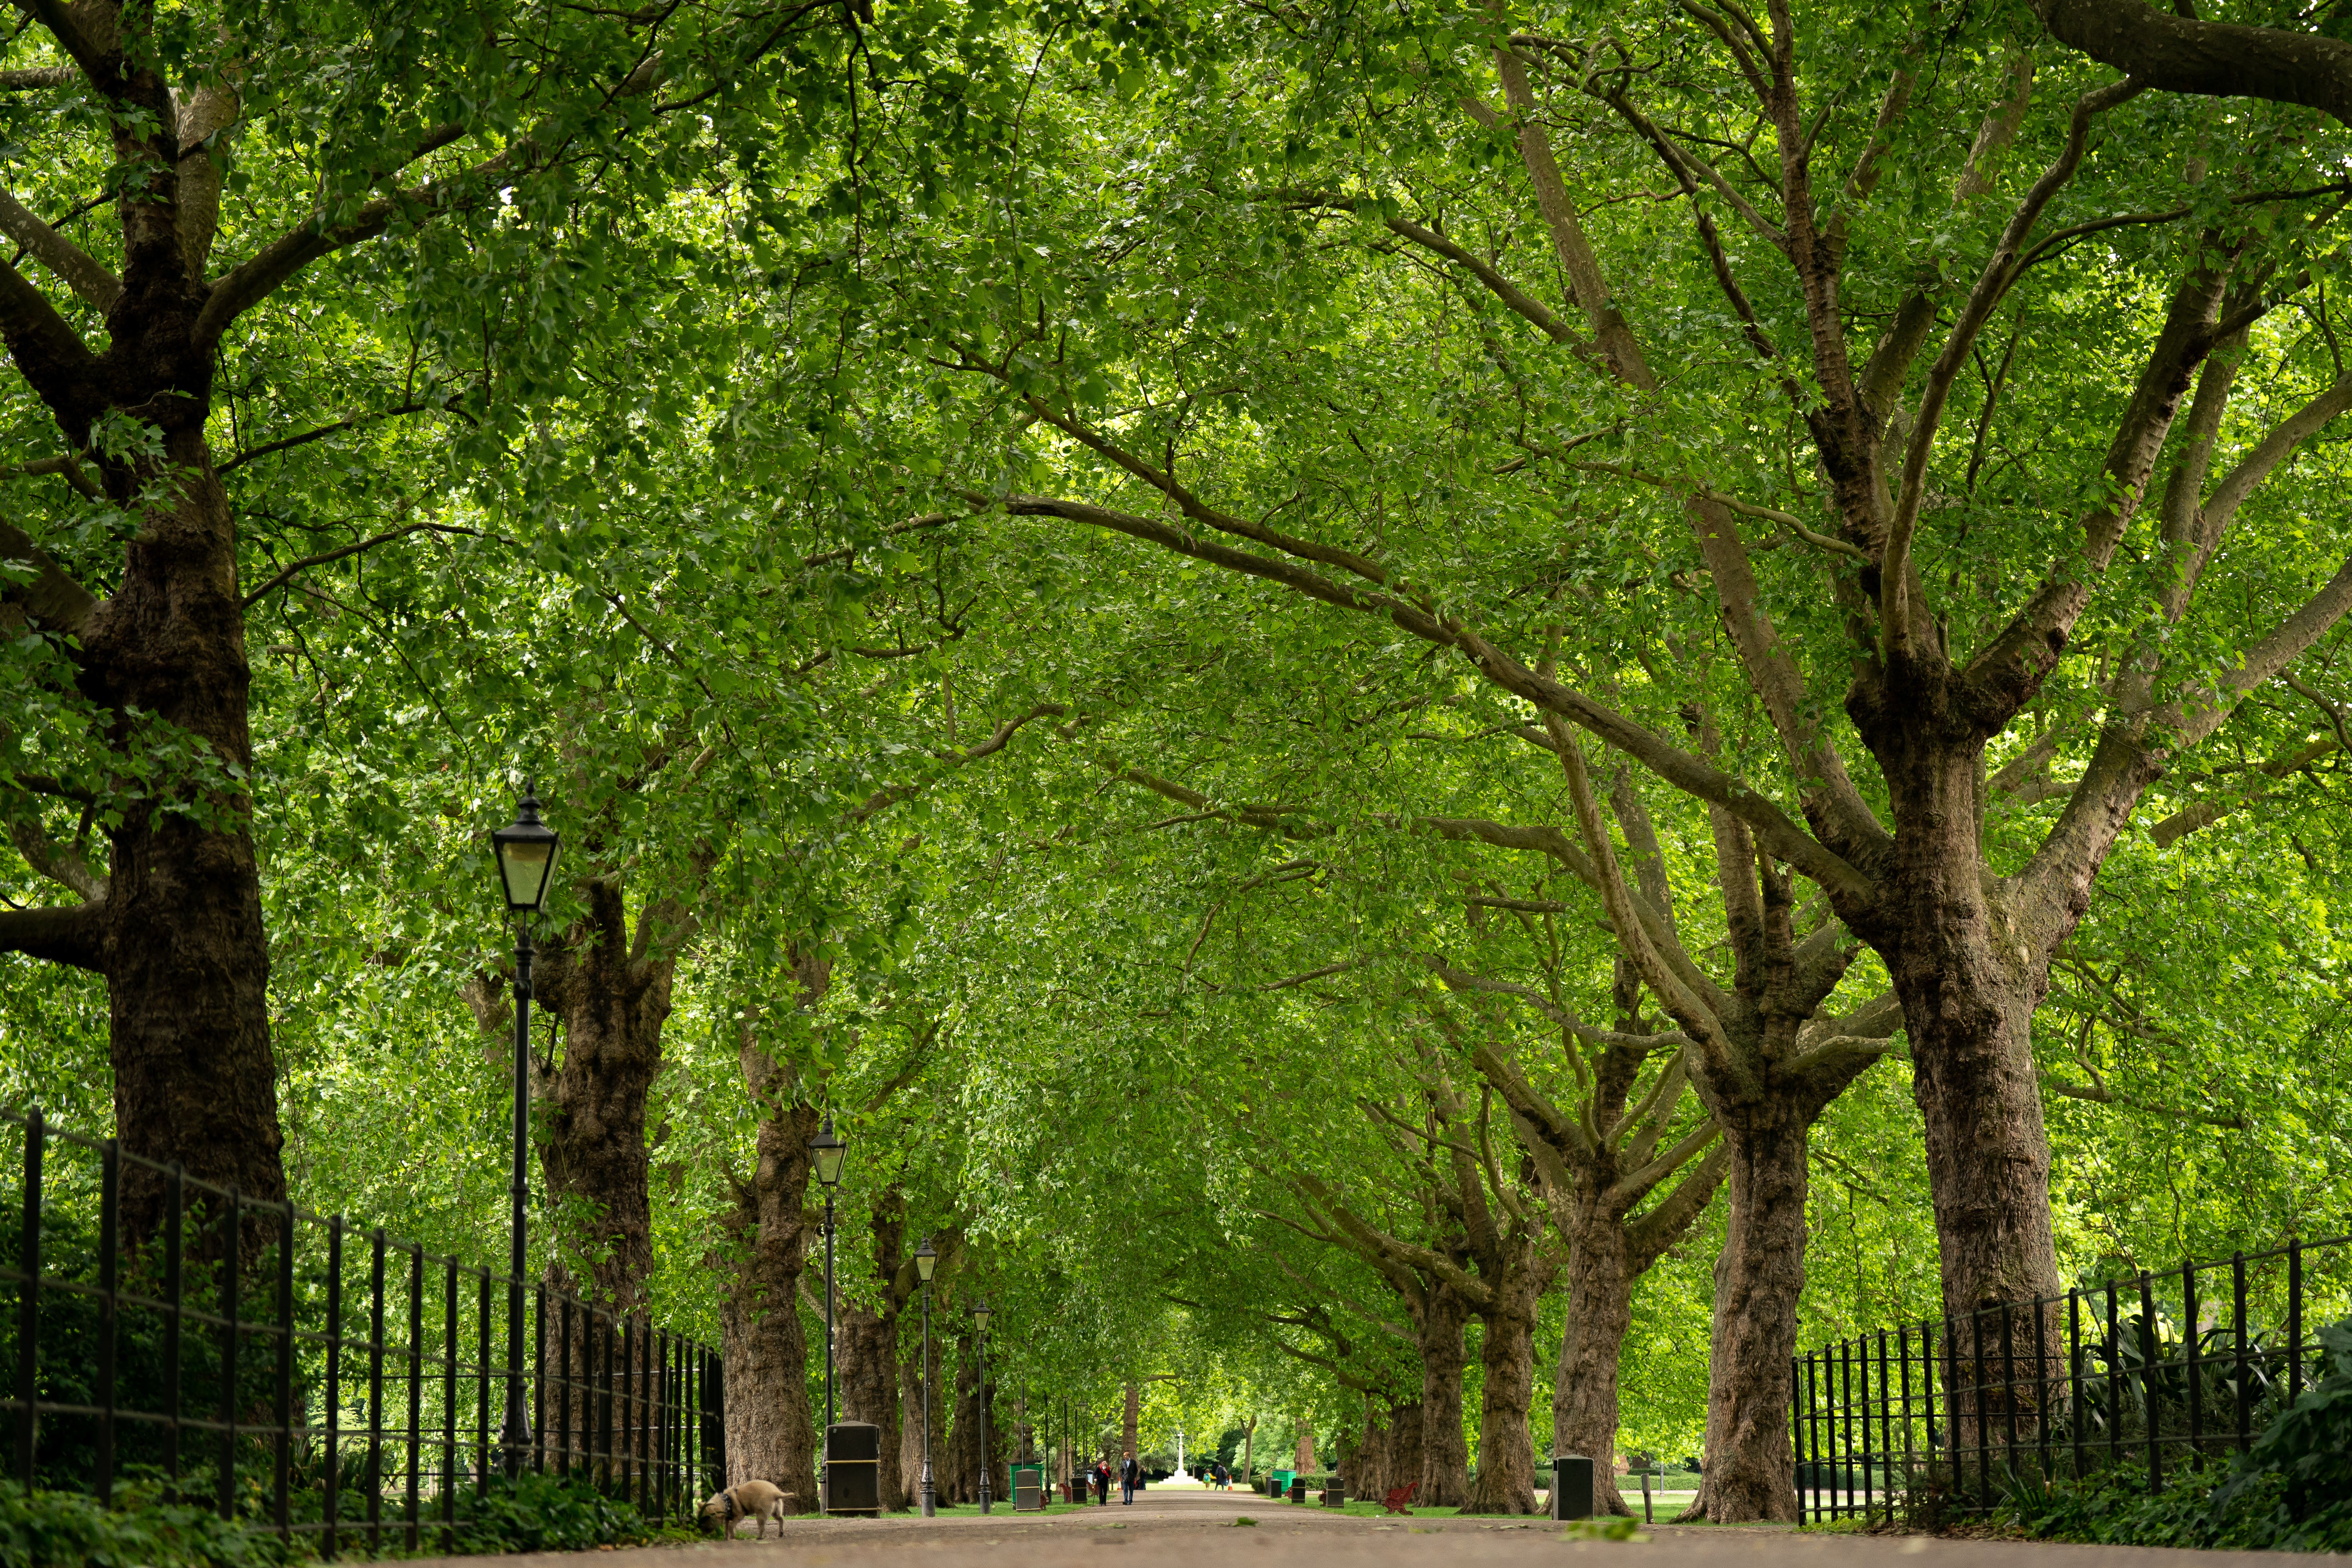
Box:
[395,1485,2296,1568]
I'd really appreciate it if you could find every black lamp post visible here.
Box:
[972,1300,994,1514]
[490,784,559,1471]
[812,1117,846,1509]
[914,1237,938,1517]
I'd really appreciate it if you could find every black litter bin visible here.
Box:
[826,1423,882,1516]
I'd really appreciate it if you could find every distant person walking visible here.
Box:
[1120,1453,1141,1505]
[1094,1458,1112,1505]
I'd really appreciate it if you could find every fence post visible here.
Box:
[16,1108,43,1493]
[276,1200,294,1536]
[97,1137,118,1508]
[219,1185,241,1522]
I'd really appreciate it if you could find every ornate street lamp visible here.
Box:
[972,1300,994,1514]
[914,1237,939,1517]
[489,783,558,1471]
[812,1116,847,1509]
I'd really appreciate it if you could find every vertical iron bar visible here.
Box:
[2106,1282,2121,1475]
[325,1216,343,1558]
[219,1186,241,1522]
[2232,1252,2250,1454]
[558,1294,572,1479]
[1922,1320,1940,1501]
[534,1282,547,1475]
[1879,1329,1894,1517]
[275,1201,293,1536]
[2140,1272,2162,1495]
[1802,1351,1816,1522]
[369,1229,386,1552]
[16,1108,43,1494]
[2183,1260,2202,1471]
[1778,1363,1797,1523]
[2287,1240,2303,1405]
[1859,1333,1875,1522]
[1973,1306,1991,1512]
[475,1269,491,1496]
[407,1246,423,1552]
[2070,1292,2084,1481]
[165,1164,184,1492]
[442,1256,458,1546]
[2000,1302,2019,1466]
[96,1138,119,1507]
[598,1317,614,1495]
[1897,1326,1913,1479]
[2035,1298,2050,1483]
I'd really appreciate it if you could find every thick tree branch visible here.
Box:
[0,901,106,971]
[0,514,99,637]
[2031,0,2352,125]
[0,185,120,310]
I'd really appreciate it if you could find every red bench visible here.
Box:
[1382,1481,1419,1515]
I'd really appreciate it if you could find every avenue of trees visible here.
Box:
[5,0,2351,1522]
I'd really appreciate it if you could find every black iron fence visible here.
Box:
[1790,1233,2351,1522]
[0,1106,726,1553]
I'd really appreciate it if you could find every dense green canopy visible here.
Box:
[4,0,2350,1523]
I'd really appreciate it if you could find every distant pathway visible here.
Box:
[404,1489,2283,1567]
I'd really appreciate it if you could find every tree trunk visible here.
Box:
[1554,1203,1636,1516]
[838,1302,903,1507]
[1683,1106,1808,1522]
[946,1354,980,1502]
[1462,1265,1542,1514]
[1239,1416,1257,1485]
[97,436,286,1233]
[1294,1420,1315,1474]
[529,879,680,1316]
[1849,702,2064,1322]
[899,1343,929,1507]
[717,1028,821,1510]
[1353,1405,1389,1500]
[1419,1285,1472,1508]
[1386,1400,1424,1503]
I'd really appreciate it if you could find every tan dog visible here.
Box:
[702,1479,792,1540]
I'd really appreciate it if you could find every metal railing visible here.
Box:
[0,1106,726,1553]
[1790,1233,2351,1521]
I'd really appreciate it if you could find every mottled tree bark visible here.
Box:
[1417,1285,1472,1508]
[837,1195,917,1509]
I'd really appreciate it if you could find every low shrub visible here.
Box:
[0,1489,304,1568]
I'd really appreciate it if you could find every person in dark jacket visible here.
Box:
[1094,1458,1112,1505]
[1120,1453,1141,1505]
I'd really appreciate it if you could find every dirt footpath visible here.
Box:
[400,1487,2306,1568]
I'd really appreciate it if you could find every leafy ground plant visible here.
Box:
[0,1472,676,1568]
[2000,1319,2352,1553]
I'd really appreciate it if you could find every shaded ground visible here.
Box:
[403,1486,2297,1567]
